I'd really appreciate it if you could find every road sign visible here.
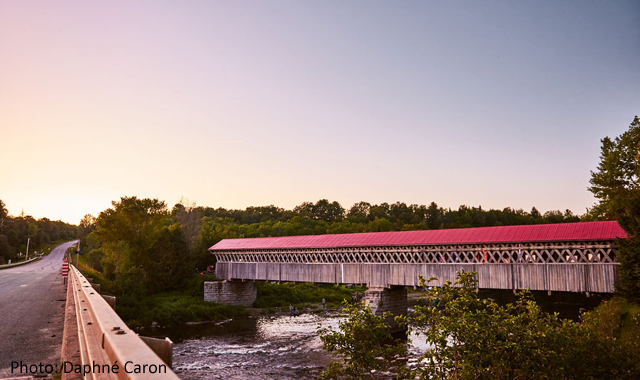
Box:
[62,263,69,277]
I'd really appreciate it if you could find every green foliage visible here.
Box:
[614,237,640,303]
[589,116,640,231]
[318,302,407,380]
[77,261,115,294]
[96,196,169,254]
[588,116,640,302]
[364,217,395,232]
[408,271,639,380]
[580,297,640,375]
[143,225,193,291]
[117,291,249,328]
[0,199,7,220]
[82,232,104,271]
[92,196,193,293]
[254,282,354,308]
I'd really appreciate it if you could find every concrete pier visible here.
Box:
[204,280,257,307]
[363,286,407,333]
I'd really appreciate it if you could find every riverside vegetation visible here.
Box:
[318,272,640,380]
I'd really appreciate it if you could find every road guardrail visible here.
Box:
[69,265,180,379]
[0,257,39,269]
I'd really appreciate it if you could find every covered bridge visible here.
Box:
[210,220,626,294]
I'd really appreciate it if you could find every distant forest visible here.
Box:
[0,199,82,264]
[190,199,582,268]
[0,197,584,268]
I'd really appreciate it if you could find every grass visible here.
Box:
[117,291,250,328]
[120,273,250,327]
[254,281,360,309]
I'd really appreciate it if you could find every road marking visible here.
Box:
[20,284,28,287]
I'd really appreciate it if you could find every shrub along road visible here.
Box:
[0,241,76,378]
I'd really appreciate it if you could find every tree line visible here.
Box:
[194,200,580,268]
[77,196,581,298]
[0,200,81,264]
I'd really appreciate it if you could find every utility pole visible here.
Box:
[25,238,30,261]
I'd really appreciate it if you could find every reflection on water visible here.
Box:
[151,310,429,380]
[153,312,341,380]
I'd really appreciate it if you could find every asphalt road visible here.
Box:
[0,241,77,378]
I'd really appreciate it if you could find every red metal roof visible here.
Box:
[209,221,627,251]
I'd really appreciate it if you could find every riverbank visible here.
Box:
[77,261,358,328]
[128,280,357,328]
[254,281,361,310]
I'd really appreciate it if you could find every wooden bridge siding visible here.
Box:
[214,262,619,293]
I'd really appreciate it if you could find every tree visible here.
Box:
[318,302,407,380]
[589,116,640,232]
[171,199,203,254]
[94,196,189,292]
[79,214,96,231]
[425,202,443,230]
[312,199,345,223]
[0,199,7,235]
[530,206,541,219]
[346,201,371,223]
[589,116,640,302]
[293,201,315,219]
[95,196,168,254]
[407,271,638,380]
[364,217,395,232]
[143,225,192,291]
[0,199,7,220]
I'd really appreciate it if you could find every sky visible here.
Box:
[1,1,639,225]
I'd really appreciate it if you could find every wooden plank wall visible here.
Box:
[215,262,619,293]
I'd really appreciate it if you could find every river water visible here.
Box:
[150,310,428,380]
[148,291,607,380]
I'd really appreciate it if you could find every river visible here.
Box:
[147,291,608,380]
[149,309,429,380]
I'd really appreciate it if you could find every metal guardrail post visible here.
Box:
[69,265,180,379]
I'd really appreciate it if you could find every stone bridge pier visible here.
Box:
[363,286,408,334]
[204,280,257,307]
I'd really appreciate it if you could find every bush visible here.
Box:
[318,301,407,380]
[117,291,249,328]
[408,271,640,380]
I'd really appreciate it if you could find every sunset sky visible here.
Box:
[1,1,639,225]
